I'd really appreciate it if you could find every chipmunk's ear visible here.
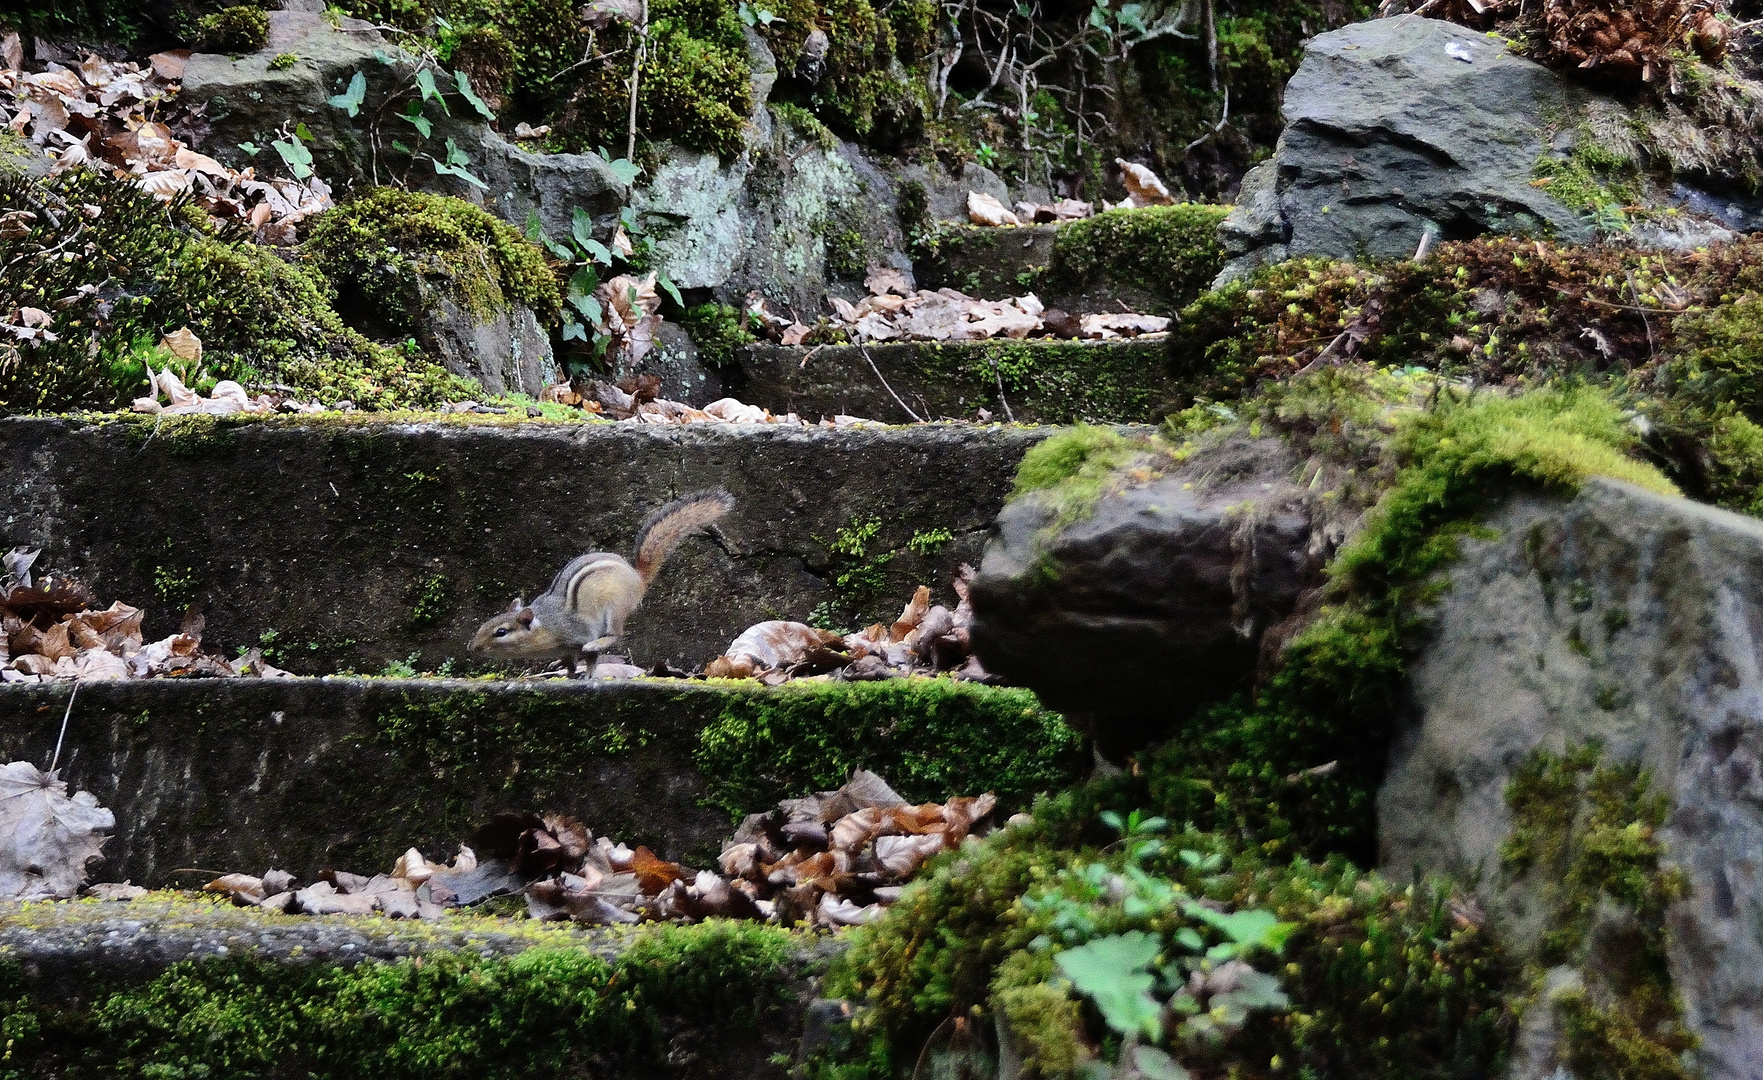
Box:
[516,607,535,628]
[506,596,525,613]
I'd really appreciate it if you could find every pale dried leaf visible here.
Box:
[0,761,114,900]
[1116,158,1176,206]
[967,191,1020,227]
[161,327,202,362]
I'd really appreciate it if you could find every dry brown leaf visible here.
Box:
[161,327,202,362]
[890,586,931,641]
[631,845,684,894]
[1116,159,1175,206]
[864,265,913,297]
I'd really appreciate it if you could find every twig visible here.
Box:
[1295,327,1353,374]
[1413,225,1436,261]
[626,0,649,162]
[993,364,1015,422]
[861,346,924,422]
[1627,271,1656,363]
[47,679,76,775]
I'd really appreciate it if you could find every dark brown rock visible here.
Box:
[971,436,1330,755]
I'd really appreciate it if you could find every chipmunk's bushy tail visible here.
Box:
[632,489,734,585]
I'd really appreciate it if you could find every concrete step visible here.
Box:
[0,676,1081,884]
[728,339,1180,425]
[0,416,1050,675]
[910,206,1230,316]
[0,895,833,1079]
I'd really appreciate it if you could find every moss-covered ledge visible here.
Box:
[730,339,1178,424]
[0,897,834,1079]
[912,205,1230,313]
[0,677,1082,884]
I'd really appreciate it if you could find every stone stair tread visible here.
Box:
[0,676,1081,886]
[0,417,1047,674]
[731,339,1178,426]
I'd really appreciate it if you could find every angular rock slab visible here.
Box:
[1216,15,1586,282]
[1380,479,1763,1078]
[971,436,1329,754]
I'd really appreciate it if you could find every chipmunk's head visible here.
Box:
[469,598,540,656]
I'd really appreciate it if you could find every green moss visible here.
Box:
[1046,204,1231,311]
[1011,424,1138,511]
[196,4,269,52]
[771,102,838,151]
[678,302,755,367]
[408,572,450,630]
[268,51,299,69]
[3,922,804,1077]
[1532,131,1641,227]
[819,821,1512,1080]
[693,678,1085,819]
[1502,746,1695,1079]
[304,186,561,335]
[0,130,37,178]
[556,0,752,158]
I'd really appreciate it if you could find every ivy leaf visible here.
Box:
[326,70,367,116]
[602,156,642,185]
[414,67,449,115]
[545,237,575,262]
[657,273,683,308]
[524,209,544,242]
[1182,902,1296,956]
[454,69,494,119]
[570,293,604,324]
[1055,932,1163,1041]
[571,207,597,251]
[372,48,399,65]
[561,319,587,342]
[1117,2,1148,34]
[236,141,259,157]
[569,265,600,298]
[390,138,412,154]
[399,102,433,138]
[1132,1046,1190,1080]
[270,137,314,180]
[293,121,314,143]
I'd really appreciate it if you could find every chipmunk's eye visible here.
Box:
[495,626,509,637]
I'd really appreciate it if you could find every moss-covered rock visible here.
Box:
[0,170,474,412]
[0,901,823,1079]
[554,0,753,158]
[304,187,561,393]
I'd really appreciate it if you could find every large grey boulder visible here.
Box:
[1381,478,1763,1079]
[1216,16,1587,283]
[970,435,1333,755]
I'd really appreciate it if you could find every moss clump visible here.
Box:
[679,302,754,367]
[1532,131,1642,226]
[556,0,752,158]
[196,4,270,51]
[305,187,561,337]
[1502,746,1695,1079]
[1011,423,1138,498]
[0,130,35,178]
[761,0,926,141]
[694,677,1084,819]
[3,922,804,1077]
[1045,204,1231,311]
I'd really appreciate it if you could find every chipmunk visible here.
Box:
[469,489,733,674]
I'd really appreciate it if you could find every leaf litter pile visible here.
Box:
[0,549,288,682]
[701,568,989,684]
[539,372,882,427]
[824,267,1169,344]
[0,34,333,244]
[201,771,1005,928]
